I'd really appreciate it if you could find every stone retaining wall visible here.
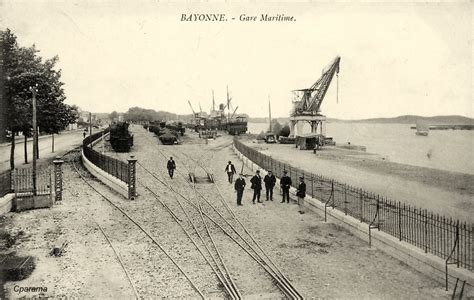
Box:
[232,144,473,296]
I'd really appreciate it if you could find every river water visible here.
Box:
[247,122,474,175]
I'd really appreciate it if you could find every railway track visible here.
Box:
[63,150,207,299]
[137,128,304,299]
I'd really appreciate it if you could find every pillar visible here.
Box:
[127,156,137,200]
[289,120,296,137]
[53,156,64,202]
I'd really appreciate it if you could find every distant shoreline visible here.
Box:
[248,114,474,125]
[409,124,474,130]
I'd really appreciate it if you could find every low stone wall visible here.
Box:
[0,193,14,215]
[81,149,128,199]
[13,194,53,212]
[232,144,474,295]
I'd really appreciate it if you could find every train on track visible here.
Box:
[146,121,185,145]
[109,122,134,152]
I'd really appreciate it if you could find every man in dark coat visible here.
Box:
[224,161,237,183]
[296,176,307,214]
[250,170,262,204]
[263,170,277,201]
[234,173,246,206]
[280,170,292,203]
[167,157,176,178]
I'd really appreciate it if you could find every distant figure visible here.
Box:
[83,131,86,139]
[427,149,433,159]
[296,176,306,214]
[250,170,262,204]
[264,170,276,201]
[234,173,246,206]
[225,161,237,183]
[280,170,292,203]
[167,157,176,178]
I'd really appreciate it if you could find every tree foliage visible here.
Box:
[109,111,118,121]
[2,28,76,135]
[279,123,290,137]
[123,106,193,123]
[271,120,282,136]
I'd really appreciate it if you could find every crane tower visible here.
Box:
[289,56,340,139]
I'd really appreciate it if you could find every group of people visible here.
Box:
[226,161,307,214]
[166,158,307,214]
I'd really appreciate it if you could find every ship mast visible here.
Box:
[268,95,272,132]
[226,85,230,121]
[212,90,215,111]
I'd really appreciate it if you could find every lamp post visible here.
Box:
[29,85,38,196]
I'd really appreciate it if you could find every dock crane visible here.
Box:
[292,56,340,116]
[289,56,341,145]
[188,100,196,116]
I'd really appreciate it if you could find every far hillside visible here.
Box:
[339,115,474,125]
[249,115,473,125]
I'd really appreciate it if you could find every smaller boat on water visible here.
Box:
[415,122,429,136]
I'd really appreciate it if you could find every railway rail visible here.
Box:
[64,150,206,299]
[137,130,304,299]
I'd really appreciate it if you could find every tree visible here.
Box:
[271,120,282,137]
[2,28,77,168]
[257,130,266,140]
[109,111,118,121]
[279,123,290,137]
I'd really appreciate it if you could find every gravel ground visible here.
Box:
[1,125,452,298]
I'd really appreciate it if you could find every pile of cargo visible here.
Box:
[146,121,184,145]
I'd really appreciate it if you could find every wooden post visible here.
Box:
[30,86,38,196]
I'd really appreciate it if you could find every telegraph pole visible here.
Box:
[268,95,272,132]
[89,112,92,136]
[226,85,230,121]
[29,85,38,196]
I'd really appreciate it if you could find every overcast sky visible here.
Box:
[1,1,472,119]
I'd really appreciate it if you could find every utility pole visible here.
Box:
[268,95,272,132]
[89,112,92,136]
[227,85,230,121]
[29,85,38,196]
[212,90,215,111]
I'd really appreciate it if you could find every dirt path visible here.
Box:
[0,126,453,298]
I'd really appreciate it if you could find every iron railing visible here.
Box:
[82,128,129,184]
[13,167,52,196]
[0,169,12,197]
[234,138,473,272]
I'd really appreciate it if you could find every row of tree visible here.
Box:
[256,120,291,140]
[120,107,193,123]
[2,29,78,169]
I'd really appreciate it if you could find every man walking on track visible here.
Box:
[234,173,246,206]
[280,170,292,203]
[297,176,307,214]
[250,170,262,204]
[225,161,237,183]
[167,157,176,179]
[264,170,276,201]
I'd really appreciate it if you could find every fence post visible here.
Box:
[53,156,64,202]
[456,220,460,268]
[311,174,314,198]
[377,195,380,230]
[344,184,347,215]
[359,189,363,222]
[424,209,428,253]
[399,202,402,241]
[331,180,335,208]
[127,156,137,200]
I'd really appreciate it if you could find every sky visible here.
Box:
[0,1,472,119]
